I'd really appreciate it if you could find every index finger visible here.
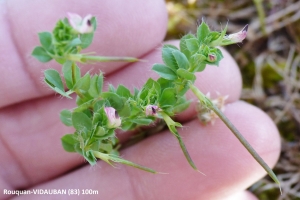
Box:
[0,0,167,108]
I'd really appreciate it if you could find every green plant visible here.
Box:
[32,13,281,192]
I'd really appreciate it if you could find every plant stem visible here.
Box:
[160,112,205,175]
[189,83,281,192]
[81,55,139,62]
[64,54,139,63]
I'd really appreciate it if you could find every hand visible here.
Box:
[0,1,280,199]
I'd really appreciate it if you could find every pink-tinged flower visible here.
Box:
[104,107,121,129]
[221,24,248,45]
[207,53,217,62]
[145,105,160,116]
[67,13,93,34]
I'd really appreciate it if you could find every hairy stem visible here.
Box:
[189,83,281,192]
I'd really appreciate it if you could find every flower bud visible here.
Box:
[67,13,93,34]
[145,105,160,116]
[104,107,121,128]
[207,53,217,62]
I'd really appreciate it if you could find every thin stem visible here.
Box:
[160,112,205,175]
[63,54,139,63]
[81,55,139,62]
[189,84,281,193]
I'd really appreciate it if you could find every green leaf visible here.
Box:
[108,84,116,93]
[177,68,196,82]
[131,118,153,125]
[139,78,161,103]
[88,73,103,97]
[157,77,174,91]
[73,99,94,112]
[159,88,177,107]
[93,100,105,112]
[177,83,190,96]
[172,50,190,69]
[80,33,93,49]
[93,128,114,140]
[207,31,221,43]
[121,121,135,130]
[162,45,179,71]
[118,102,131,118]
[116,85,132,98]
[180,34,195,59]
[216,48,224,60]
[54,57,66,64]
[192,53,206,62]
[44,80,71,98]
[73,73,91,93]
[101,92,124,111]
[191,53,207,72]
[100,142,113,153]
[72,112,92,134]
[62,61,73,89]
[32,46,52,62]
[84,150,97,165]
[152,64,177,80]
[197,21,210,42]
[185,38,199,54]
[65,38,82,51]
[143,78,161,93]
[60,110,73,126]
[38,32,52,51]
[195,63,206,72]
[164,44,179,50]
[73,63,81,83]
[210,23,228,46]
[92,107,107,127]
[173,97,191,113]
[61,134,77,152]
[94,126,106,137]
[44,69,64,91]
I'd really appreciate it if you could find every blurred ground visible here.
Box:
[165,0,300,199]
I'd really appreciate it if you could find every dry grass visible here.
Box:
[166,0,300,199]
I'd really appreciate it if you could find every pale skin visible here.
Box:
[0,1,280,199]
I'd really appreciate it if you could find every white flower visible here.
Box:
[104,107,121,129]
[67,13,93,34]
